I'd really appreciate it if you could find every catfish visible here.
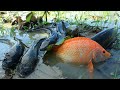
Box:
[2,37,26,70]
[91,28,118,49]
[17,38,46,78]
[40,21,69,51]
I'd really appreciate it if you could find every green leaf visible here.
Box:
[43,21,51,25]
[46,44,54,51]
[115,19,118,25]
[65,36,72,40]
[11,27,15,31]
[55,36,72,46]
[104,19,108,24]
[26,12,33,22]
[23,26,29,30]
[10,27,16,37]
[55,37,65,45]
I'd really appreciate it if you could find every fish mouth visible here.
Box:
[103,53,111,62]
[2,60,12,70]
[2,59,18,70]
[106,52,111,59]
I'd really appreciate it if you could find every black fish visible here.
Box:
[40,21,69,51]
[2,38,25,70]
[91,28,118,49]
[17,38,46,78]
[56,21,70,37]
[40,28,58,51]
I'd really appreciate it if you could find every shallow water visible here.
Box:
[43,29,120,79]
[0,23,120,79]
[43,51,109,79]
[0,43,10,78]
[0,28,49,79]
[43,48,120,79]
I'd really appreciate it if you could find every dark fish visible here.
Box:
[40,28,58,51]
[56,21,70,37]
[26,27,58,51]
[91,28,118,49]
[40,21,69,50]
[2,38,25,70]
[17,38,46,78]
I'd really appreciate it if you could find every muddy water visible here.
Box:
[0,43,10,78]
[43,50,109,79]
[0,29,51,79]
[0,24,120,79]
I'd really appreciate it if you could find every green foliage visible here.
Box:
[26,12,33,22]
[110,66,120,79]
[55,37,65,45]
[1,11,120,37]
[46,44,54,51]
[23,26,29,31]
[10,26,16,37]
[0,25,7,36]
[43,21,50,25]
[55,36,72,46]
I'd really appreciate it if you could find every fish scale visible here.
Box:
[54,37,103,63]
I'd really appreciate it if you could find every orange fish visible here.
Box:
[52,37,111,79]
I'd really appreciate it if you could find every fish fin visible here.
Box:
[22,43,29,48]
[13,37,29,48]
[87,60,94,79]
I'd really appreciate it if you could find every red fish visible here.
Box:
[52,37,111,79]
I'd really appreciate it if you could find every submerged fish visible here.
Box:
[2,38,25,70]
[52,37,111,78]
[91,28,118,49]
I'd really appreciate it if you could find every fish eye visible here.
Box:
[103,50,105,53]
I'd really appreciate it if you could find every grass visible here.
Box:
[0,11,120,37]
[0,11,120,38]
[110,66,120,79]
[1,11,120,25]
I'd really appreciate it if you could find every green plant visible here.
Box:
[110,66,120,79]
[10,26,16,37]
